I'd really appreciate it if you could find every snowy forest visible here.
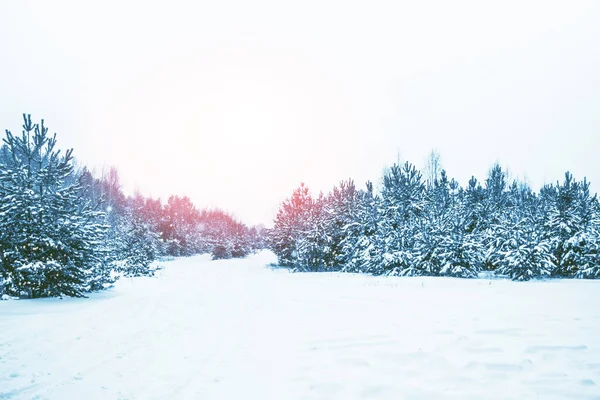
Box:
[0,115,265,298]
[2,113,599,300]
[270,158,600,281]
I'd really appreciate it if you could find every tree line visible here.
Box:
[269,157,600,280]
[0,114,265,298]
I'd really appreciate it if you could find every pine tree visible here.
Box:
[378,163,425,276]
[417,174,483,278]
[496,220,555,281]
[195,209,253,260]
[479,166,511,272]
[340,181,383,274]
[296,193,328,271]
[270,183,313,267]
[543,172,594,277]
[321,180,360,270]
[414,170,452,276]
[575,199,600,278]
[108,195,161,277]
[0,115,109,298]
[161,195,202,256]
[567,179,600,278]
[270,160,600,281]
[438,231,483,278]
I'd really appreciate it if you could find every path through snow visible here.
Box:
[1,251,600,399]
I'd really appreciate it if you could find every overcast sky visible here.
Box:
[1,0,599,226]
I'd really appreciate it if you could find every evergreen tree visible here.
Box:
[414,170,452,276]
[496,219,555,281]
[340,181,383,274]
[479,166,510,272]
[543,172,594,277]
[296,193,328,271]
[196,209,253,260]
[270,183,313,267]
[321,180,360,270]
[575,197,600,278]
[107,193,161,277]
[268,161,600,281]
[162,195,201,256]
[0,115,109,297]
[378,163,425,276]
[440,183,483,278]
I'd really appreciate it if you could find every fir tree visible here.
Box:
[378,163,425,276]
[340,181,383,274]
[296,193,328,271]
[270,183,313,267]
[544,172,594,277]
[321,180,360,270]
[0,115,109,298]
[496,219,555,281]
[575,199,600,278]
[271,158,600,281]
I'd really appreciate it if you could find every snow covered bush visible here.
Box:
[211,244,231,260]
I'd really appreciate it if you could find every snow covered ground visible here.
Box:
[1,251,599,400]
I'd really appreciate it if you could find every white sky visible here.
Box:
[1,0,599,226]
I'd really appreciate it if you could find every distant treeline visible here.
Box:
[0,114,265,298]
[269,158,600,281]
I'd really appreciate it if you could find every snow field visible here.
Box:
[1,251,599,399]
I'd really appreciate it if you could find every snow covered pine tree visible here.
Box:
[0,115,109,298]
[270,183,313,268]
